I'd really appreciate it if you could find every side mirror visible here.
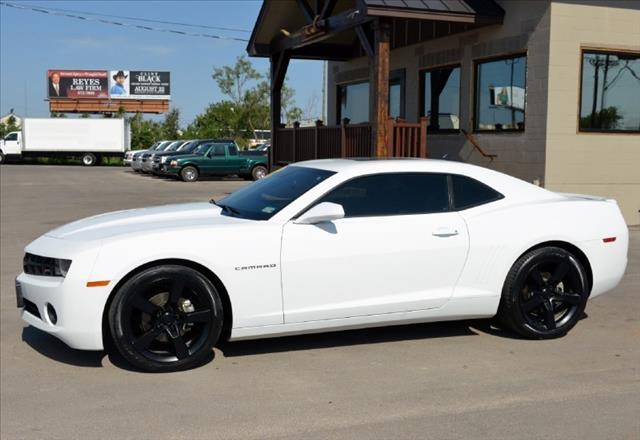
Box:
[295,202,345,225]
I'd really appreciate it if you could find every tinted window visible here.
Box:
[4,132,18,141]
[218,166,335,221]
[318,173,449,218]
[451,174,503,210]
[475,55,527,131]
[228,145,238,156]
[579,51,640,132]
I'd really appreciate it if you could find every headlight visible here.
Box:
[161,156,169,163]
[23,253,72,278]
[170,160,178,167]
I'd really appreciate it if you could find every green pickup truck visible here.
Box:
[162,141,268,182]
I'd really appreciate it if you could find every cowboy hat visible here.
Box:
[112,71,128,80]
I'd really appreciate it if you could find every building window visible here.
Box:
[474,54,527,131]
[421,65,460,131]
[336,70,405,124]
[579,51,640,133]
[338,81,369,124]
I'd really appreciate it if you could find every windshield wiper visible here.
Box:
[210,199,241,217]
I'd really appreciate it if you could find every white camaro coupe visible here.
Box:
[17,159,628,372]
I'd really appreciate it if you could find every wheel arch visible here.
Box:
[101,258,234,349]
[516,240,593,293]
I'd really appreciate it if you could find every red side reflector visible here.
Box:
[602,237,616,243]
[86,280,110,287]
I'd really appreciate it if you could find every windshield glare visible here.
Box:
[218,166,335,220]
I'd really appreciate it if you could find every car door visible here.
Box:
[223,144,246,174]
[280,172,469,323]
[2,132,21,155]
[200,143,228,175]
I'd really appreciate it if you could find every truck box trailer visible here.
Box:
[0,118,130,166]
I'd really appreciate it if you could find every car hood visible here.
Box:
[45,202,245,242]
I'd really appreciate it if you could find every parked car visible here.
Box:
[150,139,216,175]
[124,141,160,166]
[131,141,172,172]
[1,118,130,166]
[243,143,269,156]
[141,140,185,173]
[163,141,268,182]
[16,159,628,372]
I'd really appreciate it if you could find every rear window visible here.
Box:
[451,174,503,210]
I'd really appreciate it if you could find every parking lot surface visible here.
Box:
[1,165,638,440]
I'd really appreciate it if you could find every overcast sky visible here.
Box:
[0,0,324,125]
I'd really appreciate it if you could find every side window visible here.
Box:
[4,133,18,141]
[318,173,450,218]
[212,144,225,156]
[228,145,238,156]
[450,174,503,210]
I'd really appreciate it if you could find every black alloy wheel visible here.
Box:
[109,265,223,372]
[499,247,589,339]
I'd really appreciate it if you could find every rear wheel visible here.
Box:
[81,153,97,166]
[251,165,268,181]
[108,265,223,372]
[180,166,199,182]
[498,247,589,339]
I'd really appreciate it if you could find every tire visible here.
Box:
[180,166,199,182]
[0,152,5,164]
[251,165,268,181]
[498,247,589,339]
[108,265,224,372]
[81,153,97,166]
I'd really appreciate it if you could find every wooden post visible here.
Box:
[270,51,290,170]
[314,119,323,160]
[369,18,391,157]
[419,116,428,158]
[292,121,300,163]
[340,118,348,158]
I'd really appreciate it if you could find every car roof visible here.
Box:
[293,158,556,201]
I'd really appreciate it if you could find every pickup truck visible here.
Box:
[162,141,268,182]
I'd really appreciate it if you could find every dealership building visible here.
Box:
[248,0,639,224]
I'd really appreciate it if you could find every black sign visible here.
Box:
[128,71,170,99]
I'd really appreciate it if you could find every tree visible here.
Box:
[80,113,90,118]
[212,55,261,106]
[183,101,237,139]
[580,106,622,130]
[161,108,181,139]
[129,112,162,150]
[50,112,66,118]
[1,116,19,136]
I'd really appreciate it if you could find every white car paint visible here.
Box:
[17,159,628,350]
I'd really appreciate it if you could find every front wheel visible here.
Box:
[108,265,224,372]
[81,152,97,166]
[180,166,199,182]
[251,165,268,181]
[0,152,5,164]
[498,247,589,339]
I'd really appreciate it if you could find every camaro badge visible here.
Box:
[235,264,277,271]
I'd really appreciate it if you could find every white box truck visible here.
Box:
[0,118,130,166]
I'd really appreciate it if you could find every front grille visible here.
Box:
[23,298,41,319]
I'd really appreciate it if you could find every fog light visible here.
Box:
[46,303,58,325]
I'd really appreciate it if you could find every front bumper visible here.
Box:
[17,236,107,351]
[131,160,143,170]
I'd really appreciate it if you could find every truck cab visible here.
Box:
[0,131,22,162]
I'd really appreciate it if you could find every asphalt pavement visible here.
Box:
[1,165,638,439]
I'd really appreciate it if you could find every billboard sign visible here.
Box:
[47,70,109,99]
[489,85,525,111]
[48,69,170,100]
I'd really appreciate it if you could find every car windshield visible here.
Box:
[216,166,335,221]
[166,141,184,151]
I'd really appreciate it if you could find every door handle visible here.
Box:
[432,227,459,237]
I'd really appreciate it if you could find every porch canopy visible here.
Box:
[247,0,504,165]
